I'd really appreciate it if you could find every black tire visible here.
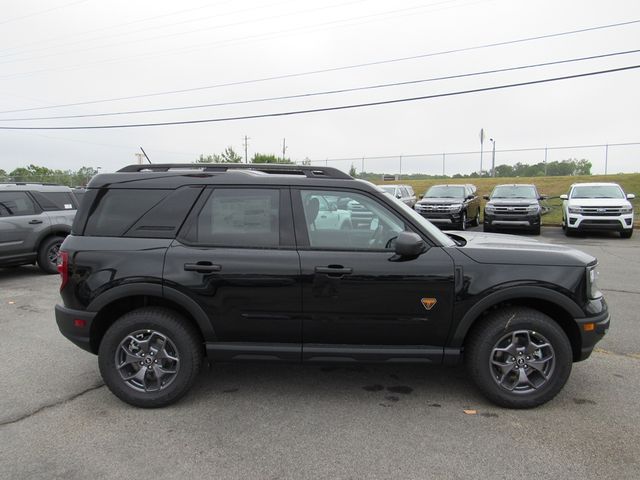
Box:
[458,211,467,231]
[564,227,577,237]
[99,307,203,408]
[620,229,633,239]
[37,236,63,274]
[483,223,493,233]
[531,224,541,235]
[472,210,480,227]
[465,307,572,409]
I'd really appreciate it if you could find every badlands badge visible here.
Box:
[421,298,437,311]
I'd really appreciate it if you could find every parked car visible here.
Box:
[56,163,609,409]
[0,183,77,273]
[379,184,417,208]
[414,184,480,230]
[483,184,545,235]
[561,182,635,238]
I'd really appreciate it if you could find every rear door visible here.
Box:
[293,188,455,363]
[0,191,50,260]
[163,186,302,361]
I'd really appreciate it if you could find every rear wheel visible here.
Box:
[99,307,203,408]
[465,307,572,408]
[37,236,63,274]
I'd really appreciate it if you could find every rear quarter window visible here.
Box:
[32,191,77,211]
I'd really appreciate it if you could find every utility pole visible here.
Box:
[604,144,609,175]
[361,156,364,175]
[282,138,287,163]
[442,153,446,176]
[242,135,250,163]
[490,138,496,177]
[399,155,402,179]
[479,128,485,175]
[544,146,548,176]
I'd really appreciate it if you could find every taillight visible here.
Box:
[57,251,69,291]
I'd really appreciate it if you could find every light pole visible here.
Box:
[489,138,496,177]
[479,128,485,175]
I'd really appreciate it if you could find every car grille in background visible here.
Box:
[416,205,451,212]
[493,206,529,215]
[580,207,623,217]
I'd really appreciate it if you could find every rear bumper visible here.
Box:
[55,304,97,354]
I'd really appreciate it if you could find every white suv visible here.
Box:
[561,182,635,238]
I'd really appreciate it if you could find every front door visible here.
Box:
[0,191,50,261]
[293,188,455,363]
[164,187,302,361]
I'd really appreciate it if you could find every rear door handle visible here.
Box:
[315,266,353,276]
[28,219,43,224]
[184,262,221,273]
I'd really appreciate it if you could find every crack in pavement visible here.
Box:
[594,348,640,361]
[601,288,640,295]
[0,383,105,428]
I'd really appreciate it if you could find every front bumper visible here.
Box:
[484,212,540,230]
[575,304,610,362]
[55,304,97,354]
[416,210,463,226]
[567,214,633,232]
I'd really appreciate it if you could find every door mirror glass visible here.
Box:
[627,193,636,200]
[483,195,490,200]
[394,231,425,257]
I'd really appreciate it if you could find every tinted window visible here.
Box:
[84,189,170,236]
[424,186,465,198]
[0,192,37,216]
[192,189,280,248]
[491,185,537,199]
[32,191,76,211]
[301,190,405,250]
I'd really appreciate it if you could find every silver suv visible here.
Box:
[0,183,78,273]
[378,184,417,208]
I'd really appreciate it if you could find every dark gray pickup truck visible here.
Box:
[0,183,78,273]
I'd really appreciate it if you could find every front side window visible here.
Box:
[301,190,405,250]
[0,192,37,216]
[192,189,280,248]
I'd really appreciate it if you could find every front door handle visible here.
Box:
[29,219,43,224]
[315,266,353,276]
[184,262,221,273]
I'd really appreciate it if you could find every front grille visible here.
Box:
[416,204,452,212]
[493,206,529,215]
[580,207,623,216]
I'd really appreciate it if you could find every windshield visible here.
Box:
[424,185,465,198]
[380,186,397,195]
[383,192,456,247]
[491,185,537,199]
[571,185,625,199]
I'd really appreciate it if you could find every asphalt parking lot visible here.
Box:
[1,227,639,479]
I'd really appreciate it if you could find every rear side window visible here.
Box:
[187,188,280,248]
[84,189,170,237]
[0,192,38,216]
[32,191,77,211]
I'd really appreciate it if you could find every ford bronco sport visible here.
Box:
[55,164,609,409]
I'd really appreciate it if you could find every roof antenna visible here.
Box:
[140,147,152,164]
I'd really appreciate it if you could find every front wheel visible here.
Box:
[465,307,573,408]
[99,307,203,408]
[472,210,480,227]
[458,211,467,231]
[620,229,633,239]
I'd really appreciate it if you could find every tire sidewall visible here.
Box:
[99,308,201,408]
[37,236,63,274]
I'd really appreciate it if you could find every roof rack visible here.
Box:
[117,163,352,179]
[0,182,63,186]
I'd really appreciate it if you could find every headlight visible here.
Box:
[621,206,633,214]
[586,264,602,299]
[526,204,540,212]
[448,204,462,212]
[568,206,582,214]
[485,204,496,212]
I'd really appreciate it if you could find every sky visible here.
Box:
[0,0,639,176]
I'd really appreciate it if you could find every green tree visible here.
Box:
[252,153,293,164]
[196,154,222,163]
[221,146,243,163]
[494,164,515,177]
[348,164,357,177]
[573,158,592,175]
[0,168,7,179]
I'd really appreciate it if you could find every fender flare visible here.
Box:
[87,282,216,341]
[449,286,584,348]
[35,224,71,249]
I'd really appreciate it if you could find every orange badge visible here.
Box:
[421,298,437,310]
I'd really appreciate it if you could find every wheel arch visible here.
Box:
[87,284,215,354]
[452,287,583,362]
[35,225,70,250]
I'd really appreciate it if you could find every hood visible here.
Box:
[566,197,632,207]
[487,198,538,206]
[418,197,464,205]
[444,230,595,267]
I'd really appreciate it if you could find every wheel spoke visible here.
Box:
[118,345,142,368]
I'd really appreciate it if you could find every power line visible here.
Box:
[2,48,638,122]
[0,0,91,27]
[1,16,637,115]
[0,64,638,130]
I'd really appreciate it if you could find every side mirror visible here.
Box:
[483,195,490,200]
[419,194,424,200]
[396,194,402,199]
[539,195,547,200]
[394,232,426,258]
[559,194,568,200]
[627,193,636,200]
[466,194,474,200]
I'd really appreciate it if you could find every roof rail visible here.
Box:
[0,182,63,186]
[117,163,352,179]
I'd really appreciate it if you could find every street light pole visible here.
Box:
[489,138,496,177]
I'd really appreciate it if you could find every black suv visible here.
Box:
[55,164,609,409]
[1,183,78,273]
[414,184,481,230]
[483,184,545,235]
